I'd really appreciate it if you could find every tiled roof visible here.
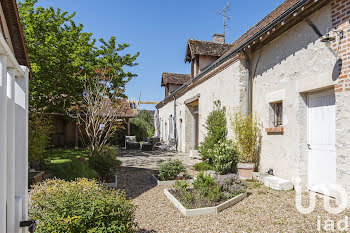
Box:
[0,0,30,68]
[161,72,190,86]
[223,0,299,55]
[185,39,232,62]
[114,98,136,117]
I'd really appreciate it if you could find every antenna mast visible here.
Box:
[216,2,231,37]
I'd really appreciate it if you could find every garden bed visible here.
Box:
[164,188,247,216]
[151,174,193,186]
[163,173,248,216]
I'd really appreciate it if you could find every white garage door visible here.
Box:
[307,89,336,196]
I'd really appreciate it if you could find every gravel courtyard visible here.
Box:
[117,150,350,233]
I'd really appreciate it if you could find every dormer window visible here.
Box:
[184,34,231,79]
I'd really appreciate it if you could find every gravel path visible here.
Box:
[116,150,350,232]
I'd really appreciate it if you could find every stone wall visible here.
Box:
[158,59,246,153]
[251,4,337,184]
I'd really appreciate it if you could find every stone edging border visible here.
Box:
[152,174,193,186]
[164,188,247,217]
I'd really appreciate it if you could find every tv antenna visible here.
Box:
[216,2,231,38]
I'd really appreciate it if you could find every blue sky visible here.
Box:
[36,0,284,110]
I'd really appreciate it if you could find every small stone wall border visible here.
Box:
[151,174,193,186]
[164,188,247,217]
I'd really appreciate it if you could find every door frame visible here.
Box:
[307,88,336,196]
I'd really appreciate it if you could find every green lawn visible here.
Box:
[43,148,89,165]
[43,148,97,181]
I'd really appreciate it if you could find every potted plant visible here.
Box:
[231,112,261,179]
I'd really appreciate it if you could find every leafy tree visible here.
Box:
[94,37,139,98]
[130,110,155,141]
[199,100,227,164]
[18,0,139,112]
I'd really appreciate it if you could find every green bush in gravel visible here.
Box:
[212,139,238,175]
[29,178,137,233]
[199,100,227,164]
[89,146,121,182]
[157,159,186,181]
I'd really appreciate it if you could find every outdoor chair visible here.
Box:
[152,139,176,152]
[125,136,140,149]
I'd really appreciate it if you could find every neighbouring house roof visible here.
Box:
[64,98,136,118]
[109,98,136,118]
[1,0,30,69]
[161,72,190,86]
[184,39,232,62]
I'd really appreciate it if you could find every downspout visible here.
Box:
[173,96,177,150]
[241,51,251,116]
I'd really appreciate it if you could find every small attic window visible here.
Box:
[271,102,283,127]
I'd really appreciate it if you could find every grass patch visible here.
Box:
[245,179,262,189]
[43,148,89,165]
[43,148,94,180]
[193,161,215,172]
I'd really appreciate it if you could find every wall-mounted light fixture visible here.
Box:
[321,29,344,47]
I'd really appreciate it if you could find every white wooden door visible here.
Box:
[308,89,336,196]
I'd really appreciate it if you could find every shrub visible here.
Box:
[89,146,121,181]
[231,112,262,163]
[130,110,155,141]
[172,172,246,208]
[214,174,247,198]
[29,179,137,233]
[192,172,223,203]
[193,161,215,172]
[157,159,186,181]
[199,100,227,163]
[212,139,238,175]
[50,160,97,181]
[28,112,53,162]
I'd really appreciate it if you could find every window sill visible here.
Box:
[265,126,284,133]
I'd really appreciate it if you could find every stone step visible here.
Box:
[252,172,294,191]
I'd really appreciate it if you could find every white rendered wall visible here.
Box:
[0,25,29,233]
[158,59,246,153]
[251,5,335,184]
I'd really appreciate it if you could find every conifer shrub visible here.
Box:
[199,100,227,164]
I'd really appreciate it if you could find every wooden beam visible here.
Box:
[127,118,130,136]
[74,121,79,149]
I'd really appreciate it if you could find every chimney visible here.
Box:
[213,34,225,44]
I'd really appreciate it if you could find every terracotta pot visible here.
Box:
[237,163,255,179]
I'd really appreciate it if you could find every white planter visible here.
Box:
[152,174,193,186]
[164,188,247,217]
[107,175,118,188]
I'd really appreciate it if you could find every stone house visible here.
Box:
[157,0,350,196]
[0,0,31,232]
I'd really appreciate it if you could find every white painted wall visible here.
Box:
[0,22,29,233]
[251,4,336,184]
[158,59,246,153]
